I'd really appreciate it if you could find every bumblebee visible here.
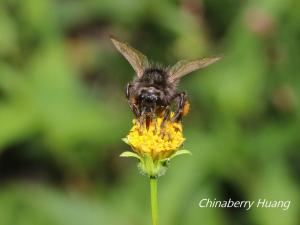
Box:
[111,37,221,126]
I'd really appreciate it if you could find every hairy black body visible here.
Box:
[126,67,186,124]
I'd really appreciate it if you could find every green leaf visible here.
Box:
[169,149,191,160]
[121,138,129,144]
[159,150,191,168]
[120,151,141,160]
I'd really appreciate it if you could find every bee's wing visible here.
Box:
[111,37,149,78]
[168,57,222,82]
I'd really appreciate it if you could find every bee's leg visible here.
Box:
[160,106,171,136]
[150,106,158,132]
[171,92,187,123]
[129,103,140,118]
[125,83,132,100]
[139,115,144,129]
[160,106,171,128]
[138,108,146,131]
[153,115,158,133]
[126,83,140,118]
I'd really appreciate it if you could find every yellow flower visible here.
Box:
[121,113,190,177]
[126,116,185,161]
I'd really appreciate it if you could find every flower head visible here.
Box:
[121,114,190,177]
[126,116,185,160]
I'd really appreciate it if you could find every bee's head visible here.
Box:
[138,87,163,110]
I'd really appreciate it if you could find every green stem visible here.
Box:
[150,177,158,225]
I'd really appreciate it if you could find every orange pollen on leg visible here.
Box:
[182,101,190,116]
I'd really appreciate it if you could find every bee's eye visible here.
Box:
[150,95,157,100]
[140,93,159,103]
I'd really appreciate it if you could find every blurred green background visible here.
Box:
[0,0,299,225]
